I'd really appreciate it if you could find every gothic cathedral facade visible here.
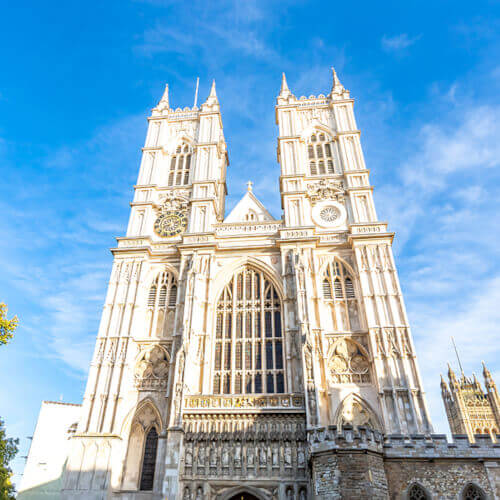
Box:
[57,71,500,500]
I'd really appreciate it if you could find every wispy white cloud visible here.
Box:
[381,33,421,52]
[373,86,500,433]
[0,114,145,375]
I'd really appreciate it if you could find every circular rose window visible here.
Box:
[312,200,346,228]
[320,206,340,222]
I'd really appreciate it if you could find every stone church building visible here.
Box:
[19,70,500,499]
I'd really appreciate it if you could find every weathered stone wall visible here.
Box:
[309,427,500,499]
[311,452,340,498]
[311,450,387,499]
[385,460,494,500]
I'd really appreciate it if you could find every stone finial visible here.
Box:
[158,83,170,110]
[209,79,217,98]
[203,79,219,108]
[280,72,291,96]
[482,361,497,392]
[329,67,348,99]
[246,181,253,193]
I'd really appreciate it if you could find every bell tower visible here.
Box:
[276,69,432,434]
[129,80,228,240]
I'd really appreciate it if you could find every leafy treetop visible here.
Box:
[0,304,18,346]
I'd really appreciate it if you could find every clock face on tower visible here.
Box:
[154,210,188,237]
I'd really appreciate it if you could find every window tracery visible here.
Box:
[307,132,338,176]
[168,143,192,186]
[328,338,371,384]
[408,483,431,500]
[322,260,360,331]
[213,267,284,394]
[462,483,486,500]
[147,271,177,337]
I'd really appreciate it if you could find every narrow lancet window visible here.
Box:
[139,427,158,491]
[322,259,360,331]
[308,132,338,175]
[168,143,193,186]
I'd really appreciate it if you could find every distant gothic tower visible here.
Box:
[441,363,500,441]
[57,70,439,499]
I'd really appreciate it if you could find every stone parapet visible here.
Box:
[308,425,500,460]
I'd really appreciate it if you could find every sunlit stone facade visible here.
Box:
[21,71,500,499]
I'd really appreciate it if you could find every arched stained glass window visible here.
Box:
[322,259,360,332]
[139,427,158,491]
[308,132,338,176]
[168,143,192,186]
[213,267,284,394]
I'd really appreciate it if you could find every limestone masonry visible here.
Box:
[19,70,500,499]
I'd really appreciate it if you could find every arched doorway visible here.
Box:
[228,495,260,500]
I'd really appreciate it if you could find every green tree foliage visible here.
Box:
[0,418,18,500]
[0,303,18,346]
[0,304,19,498]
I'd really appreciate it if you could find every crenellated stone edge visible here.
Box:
[308,425,500,459]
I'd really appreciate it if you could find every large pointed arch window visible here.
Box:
[213,267,285,394]
[322,260,360,331]
[307,132,339,176]
[147,271,177,337]
[168,143,192,186]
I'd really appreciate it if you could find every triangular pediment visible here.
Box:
[224,188,276,223]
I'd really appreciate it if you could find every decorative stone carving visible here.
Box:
[157,190,191,212]
[306,179,344,206]
[327,338,371,384]
[336,394,380,431]
[134,345,170,391]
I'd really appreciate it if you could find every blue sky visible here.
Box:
[1,0,500,486]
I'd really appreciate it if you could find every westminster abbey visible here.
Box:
[18,70,500,499]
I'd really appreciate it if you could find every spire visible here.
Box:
[472,373,482,390]
[448,362,457,382]
[203,79,219,107]
[209,79,217,98]
[280,72,290,94]
[158,83,170,109]
[329,67,346,97]
[441,374,448,392]
[483,361,497,392]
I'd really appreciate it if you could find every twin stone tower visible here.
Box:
[22,70,500,499]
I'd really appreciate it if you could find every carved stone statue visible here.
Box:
[222,443,229,467]
[197,445,205,466]
[298,445,305,467]
[185,445,192,466]
[210,444,217,467]
[247,445,254,466]
[284,443,292,466]
[259,446,267,466]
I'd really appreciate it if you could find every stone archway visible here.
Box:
[219,485,269,500]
